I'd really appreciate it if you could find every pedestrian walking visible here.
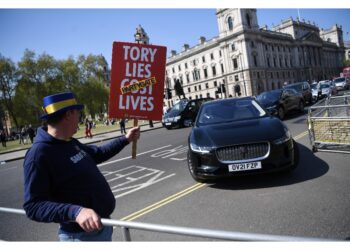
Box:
[19,126,26,144]
[27,125,35,144]
[23,92,140,241]
[85,118,93,138]
[119,118,126,134]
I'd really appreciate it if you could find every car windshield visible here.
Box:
[334,77,345,83]
[169,100,188,112]
[256,90,281,102]
[284,84,302,92]
[310,84,318,90]
[198,99,266,125]
[320,84,330,89]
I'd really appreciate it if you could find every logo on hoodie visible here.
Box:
[70,147,88,164]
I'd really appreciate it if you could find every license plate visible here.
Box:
[228,161,262,172]
[165,123,171,126]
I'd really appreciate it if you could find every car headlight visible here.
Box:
[190,143,213,154]
[174,116,181,122]
[273,128,291,145]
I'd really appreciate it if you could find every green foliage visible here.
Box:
[0,50,110,129]
[343,59,350,67]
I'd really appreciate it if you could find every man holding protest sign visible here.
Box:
[109,41,167,158]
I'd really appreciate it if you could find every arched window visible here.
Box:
[228,16,233,31]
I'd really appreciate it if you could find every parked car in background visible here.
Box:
[162,97,213,129]
[310,82,321,102]
[256,89,305,120]
[187,97,299,183]
[319,81,337,98]
[283,81,313,105]
[333,77,349,90]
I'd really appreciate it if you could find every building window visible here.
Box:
[194,86,197,91]
[219,50,222,57]
[172,67,175,73]
[235,75,239,82]
[246,13,251,28]
[205,82,209,89]
[188,87,191,93]
[207,93,211,98]
[221,63,224,74]
[204,68,208,78]
[231,43,235,51]
[185,62,188,69]
[233,58,238,69]
[273,57,276,67]
[202,56,206,63]
[200,94,203,98]
[253,55,258,67]
[251,41,255,48]
[212,65,216,76]
[186,74,190,83]
[178,64,181,71]
[210,53,214,60]
[199,84,202,90]
[228,16,233,30]
[267,57,271,67]
[214,81,218,87]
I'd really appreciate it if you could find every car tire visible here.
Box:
[187,150,207,183]
[277,106,285,120]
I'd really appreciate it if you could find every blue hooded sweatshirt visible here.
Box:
[23,126,129,233]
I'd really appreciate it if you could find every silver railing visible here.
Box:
[0,207,332,241]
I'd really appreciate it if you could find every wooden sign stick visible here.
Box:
[132,119,138,159]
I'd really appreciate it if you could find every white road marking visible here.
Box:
[98,144,172,167]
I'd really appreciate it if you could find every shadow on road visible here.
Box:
[209,143,329,190]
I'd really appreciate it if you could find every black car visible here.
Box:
[256,89,305,120]
[187,97,299,183]
[162,98,213,129]
[283,81,312,105]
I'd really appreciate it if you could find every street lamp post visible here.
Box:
[238,52,248,96]
[134,25,153,127]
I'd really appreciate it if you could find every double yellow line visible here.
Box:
[121,183,205,221]
[120,130,308,222]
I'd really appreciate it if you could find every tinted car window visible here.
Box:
[198,99,266,125]
[284,83,302,92]
[256,90,281,102]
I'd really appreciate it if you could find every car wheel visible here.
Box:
[277,106,285,120]
[299,101,305,113]
[187,150,207,183]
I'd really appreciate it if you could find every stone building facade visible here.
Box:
[164,9,345,107]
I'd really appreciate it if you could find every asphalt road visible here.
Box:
[0,105,350,241]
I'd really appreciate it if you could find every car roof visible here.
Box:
[203,96,254,106]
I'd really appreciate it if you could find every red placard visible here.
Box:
[108,41,167,120]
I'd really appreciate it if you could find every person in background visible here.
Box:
[119,118,126,134]
[23,92,140,241]
[85,118,93,138]
[27,124,35,144]
[0,130,6,147]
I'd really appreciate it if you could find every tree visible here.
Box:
[343,59,350,67]
[0,54,19,128]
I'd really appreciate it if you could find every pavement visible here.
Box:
[0,122,163,163]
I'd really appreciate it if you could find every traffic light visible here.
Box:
[216,87,222,94]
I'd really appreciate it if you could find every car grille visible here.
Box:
[216,142,269,162]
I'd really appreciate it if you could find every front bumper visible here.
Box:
[188,139,295,180]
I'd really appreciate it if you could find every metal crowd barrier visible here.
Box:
[0,206,331,241]
[307,95,350,153]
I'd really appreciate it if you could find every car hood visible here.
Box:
[190,116,286,147]
[258,99,278,108]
